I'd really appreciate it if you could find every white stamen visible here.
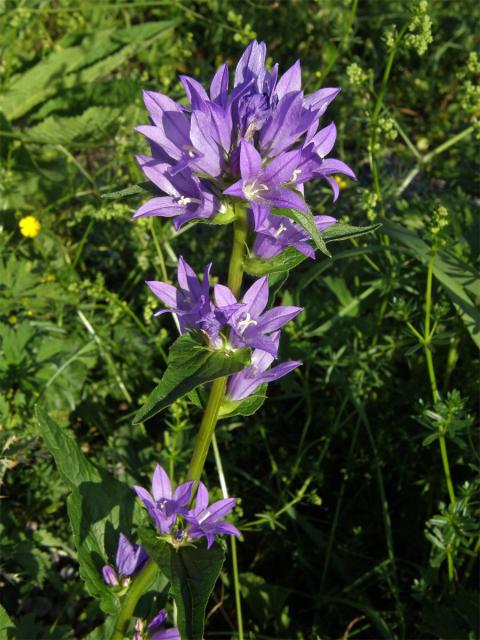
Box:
[237,312,258,334]
[291,169,302,182]
[243,179,269,202]
[273,223,287,238]
[177,196,201,206]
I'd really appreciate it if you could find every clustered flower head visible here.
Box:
[133,464,240,550]
[134,41,356,401]
[134,39,355,258]
[147,258,302,398]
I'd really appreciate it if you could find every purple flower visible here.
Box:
[102,533,148,586]
[146,257,241,345]
[252,213,337,259]
[223,139,308,219]
[227,331,302,401]
[133,156,219,229]
[214,276,302,356]
[134,40,354,235]
[147,609,180,640]
[133,464,194,535]
[185,482,240,549]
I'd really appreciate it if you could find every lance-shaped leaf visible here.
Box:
[271,207,331,257]
[36,407,142,615]
[139,527,225,640]
[133,331,250,424]
[245,223,382,276]
[101,182,154,200]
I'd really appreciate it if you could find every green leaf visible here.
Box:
[101,182,154,200]
[190,384,268,418]
[383,220,480,349]
[25,106,123,144]
[133,331,250,424]
[36,407,139,614]
[1,21,176,120]
[322,222,382,242]
[271,207,331,257]
[139,528,225,640]
[245,247,306,276]
[245,223,381,276]
[0,604,15,640]
[219,385,268,418]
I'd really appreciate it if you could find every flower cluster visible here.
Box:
[134,39,354,259]
[148,258,302,399]
[134,464,240,549]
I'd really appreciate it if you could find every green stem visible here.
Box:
[112,560,158,640]
[187,204,248,481]
[369,23,409,210]
[187,376,228,482]
[423,253,456,507]
[111,205,249,639]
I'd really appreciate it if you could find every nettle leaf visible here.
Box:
[245,222,381,276]
[139,528,225,640]
[36,407,138,615]
[133,331,250,424]
[271,207,331,257]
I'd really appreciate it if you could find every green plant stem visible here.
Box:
[111,205,249,639]
[423,252,456,507]
[187,376,228,482]
[369,23,408,210]
[111,560,158,640]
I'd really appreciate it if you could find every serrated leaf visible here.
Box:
[26,106,122,144]
[139,528,225,640]
[271,207,331,257]
[36,407,139,614]
[383,219,480,349]
[1,21,176,120]
[133,331,250,424]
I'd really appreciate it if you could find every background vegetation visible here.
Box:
[0,0,478,638]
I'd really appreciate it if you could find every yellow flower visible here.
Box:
[19,216,41,238]
[332,175,348,190]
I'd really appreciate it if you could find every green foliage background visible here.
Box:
[0,0,478,638]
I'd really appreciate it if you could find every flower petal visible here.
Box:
[146,281,178,308]
[239,139,263,179]
[152,464,172,501]
[214,284,237,308]
[242,276,269,318]
[256,306,303,333]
